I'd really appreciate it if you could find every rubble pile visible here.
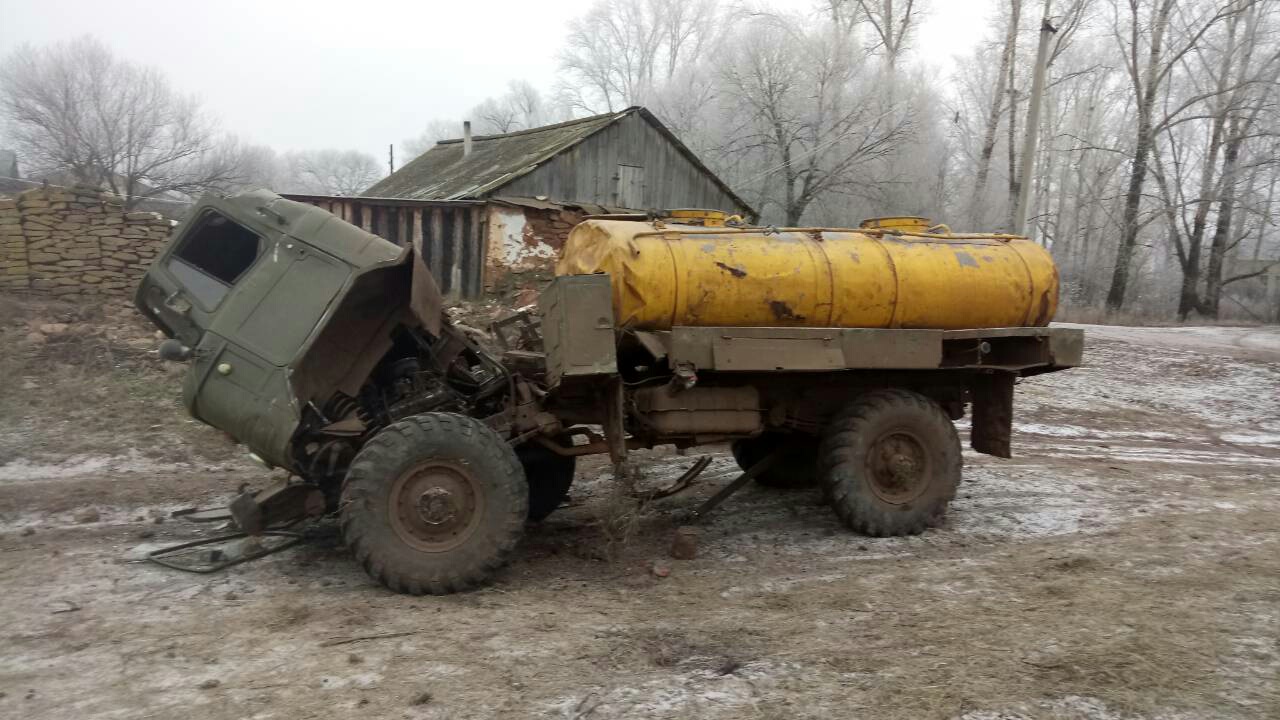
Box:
[2,295,164,371]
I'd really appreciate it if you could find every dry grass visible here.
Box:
[593,460,658,561]
[0,294,232,463]
[602,625,757,673]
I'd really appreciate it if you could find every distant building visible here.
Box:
[365,106,754,217]
[285,107,755,299]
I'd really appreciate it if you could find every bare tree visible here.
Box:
[1103,0,1246,311]
[1201,0,1280,315]
[823,0,866,32]
[0,37,243,208]
[402,119,463,158]
[968,0,1024,228]
[557,0,726,113]
[856,0,927,71]
[716,16,912,224]
[470,80,550,134]
[281,149,384,196]
[226,143,286,191]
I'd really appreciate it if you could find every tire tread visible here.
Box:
[339,412,527,595]
[819,389,962,537]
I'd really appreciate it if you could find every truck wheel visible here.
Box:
[340,413,528,595]
[819,390,961,536]
[516,443,575,521]
[731,433,818,488]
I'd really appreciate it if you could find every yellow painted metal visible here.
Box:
[859,216,931,232]
[556,219,1060,331]
[666,209,727,227]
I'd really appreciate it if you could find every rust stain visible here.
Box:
[768,300,805,322]
[714,261,747,279]
[1033,289,1051,326]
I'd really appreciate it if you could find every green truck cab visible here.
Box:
[136,190,448,472]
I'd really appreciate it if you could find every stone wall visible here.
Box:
[0,186,172,297]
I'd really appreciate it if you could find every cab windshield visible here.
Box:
[167,211,261,309]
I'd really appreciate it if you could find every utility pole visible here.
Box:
[388,144,395,175]
[1013,0,1056,237]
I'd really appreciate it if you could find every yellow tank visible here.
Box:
[555,216,1059,330]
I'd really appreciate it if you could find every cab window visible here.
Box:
[167,211,261,308]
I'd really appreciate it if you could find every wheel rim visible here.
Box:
[388,460,485,552]
[865,429,931,505]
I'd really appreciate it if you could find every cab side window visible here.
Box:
[168,212,261,308]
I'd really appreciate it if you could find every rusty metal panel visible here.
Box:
[1047,328,1084,367]
[539,274,617,387]
[971,371,1015,458]
[632,385,761,435]
[840,329,941,367]
[712,333,845,371]
[668,326,1080,372]
[672,327,943,370]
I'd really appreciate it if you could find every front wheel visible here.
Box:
[819,389,961,536]
[340,413,528,595]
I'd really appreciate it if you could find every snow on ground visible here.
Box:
[1,323,1279,719]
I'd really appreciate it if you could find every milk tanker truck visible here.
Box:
[136,190,1082,594]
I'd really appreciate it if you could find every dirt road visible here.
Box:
[1,322,1278,719]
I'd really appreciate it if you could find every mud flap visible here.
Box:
[970,371,1015,458]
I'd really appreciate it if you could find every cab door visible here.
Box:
[190,224,351,463]
[135,208,263,348]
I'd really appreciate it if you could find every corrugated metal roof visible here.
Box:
[363,107,755,217]
[365,111,627,201]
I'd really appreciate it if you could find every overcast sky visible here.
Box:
[0,0,990,162]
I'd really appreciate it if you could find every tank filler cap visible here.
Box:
[665,209,728,227]
[859,216,931,232]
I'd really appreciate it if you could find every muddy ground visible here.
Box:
[1,299,1278,719]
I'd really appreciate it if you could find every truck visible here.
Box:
[135,190,1083,595]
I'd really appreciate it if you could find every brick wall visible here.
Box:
[0,186,172,297]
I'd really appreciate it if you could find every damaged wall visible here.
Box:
[0,186,171,297]
[484,203,584,282]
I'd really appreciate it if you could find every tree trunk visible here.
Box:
[1203,134,1243,317]
[1255,170,1277,261]
[968,0,1021,228]
[1105,119,1154,311]
[1006,84,1019,232]
[1176,6,1239,320]
[1105,0,1173,312]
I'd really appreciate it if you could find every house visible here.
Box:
[365,106,754,217]
[290,107,752,299]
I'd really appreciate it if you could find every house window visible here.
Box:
[617,164,644,209]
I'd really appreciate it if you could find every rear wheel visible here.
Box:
[340,413,527,595]
[517,443,575,521]
[819,389,961,536]
[731,433,819,488]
